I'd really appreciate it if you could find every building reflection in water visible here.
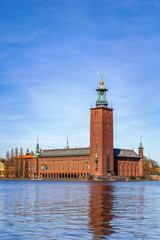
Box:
[88,182,115,239]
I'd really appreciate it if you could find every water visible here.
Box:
[0,180,160,240]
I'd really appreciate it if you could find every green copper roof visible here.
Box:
[40,148,90,157]
[139,142,143,149]
[39,147,140,158]
[34,152,40,157]
[139,137,143,149]
[96,88,108,106]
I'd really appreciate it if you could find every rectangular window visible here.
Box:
[62,164,64,170]
[72,164,74,170]
[58,164,59,170]
[67,164,69,170]
[77,164,79,170]
[53,164,55,170]
[82,164,84,170]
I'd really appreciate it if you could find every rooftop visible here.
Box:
[39,147,140,158]
[40,148,90,157]
[17,155,34,159]
[114,149,140,158]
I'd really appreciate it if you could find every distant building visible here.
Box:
[0,159,5,177]
[15,75,143,179]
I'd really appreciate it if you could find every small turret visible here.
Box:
[34,136,40,157]
[26,148,30,155]
[138,137,143,158]
[66,136,69,149]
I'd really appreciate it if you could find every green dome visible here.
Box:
[139,142,143,149]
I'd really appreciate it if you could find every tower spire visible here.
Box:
[98,72,106,89]
[34,136,40,157]
[66,136,69,149]
[96,72,108,106]
[139,136,143,149]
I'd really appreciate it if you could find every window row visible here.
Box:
[40,163,85,171]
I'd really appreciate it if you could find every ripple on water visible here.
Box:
[0,180,160,239]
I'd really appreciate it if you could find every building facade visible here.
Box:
[0,159,5,177]
[15,76,143,179]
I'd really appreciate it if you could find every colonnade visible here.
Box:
[39,172,88,179]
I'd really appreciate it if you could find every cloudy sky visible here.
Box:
[0,0,160,163]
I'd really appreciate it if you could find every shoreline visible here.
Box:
[0,177,157,182]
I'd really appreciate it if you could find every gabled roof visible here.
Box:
[40,147,140,158]
[40,148,90,157]
[114,149,140,158]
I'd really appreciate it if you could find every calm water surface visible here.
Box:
[0,180,160,240]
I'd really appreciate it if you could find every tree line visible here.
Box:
[143,156,160,177]
[4,147,34,178]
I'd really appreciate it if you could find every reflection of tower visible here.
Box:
[88,183,114,239]
[90,73,114,177]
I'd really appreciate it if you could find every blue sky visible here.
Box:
[0,0,160,163]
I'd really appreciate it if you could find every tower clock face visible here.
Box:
[41,164,47,171]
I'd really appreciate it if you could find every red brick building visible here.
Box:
[16,75,143,179]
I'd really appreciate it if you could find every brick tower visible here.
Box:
[138,137,144,158]
[138,137,144,176]
[90,73,114,177]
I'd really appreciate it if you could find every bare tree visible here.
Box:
[14,147,19,178]
[6,151,10,161]
[19,147,23,156]
[17,147,23,178]
[10,148,14,160]
[15,147,18,157]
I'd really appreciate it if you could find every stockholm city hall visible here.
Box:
[17,73,143,180]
